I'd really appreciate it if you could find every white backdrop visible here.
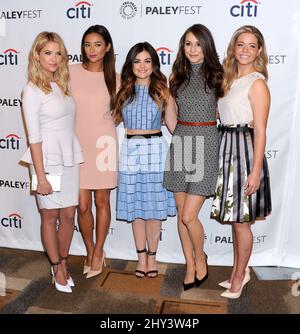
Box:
[1,0,300,267]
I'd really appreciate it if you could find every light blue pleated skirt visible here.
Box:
[116,135,176,222]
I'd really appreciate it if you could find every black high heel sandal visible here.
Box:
[146,250,158,278]
[195,253,209,288]
[135,248,147,278]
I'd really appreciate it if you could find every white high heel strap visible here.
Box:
[50,263,72,293]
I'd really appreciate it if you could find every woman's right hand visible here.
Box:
[37,180,53,195]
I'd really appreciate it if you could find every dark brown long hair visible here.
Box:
[170,24,224,98]
[81,25,116,109]
[113,42,168,125]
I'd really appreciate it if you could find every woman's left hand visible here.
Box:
[244,172,260,196]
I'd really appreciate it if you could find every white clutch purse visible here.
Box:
[31,174,61,192]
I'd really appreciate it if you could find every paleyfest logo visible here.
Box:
[230,0,260,17]
[120,1,137,19]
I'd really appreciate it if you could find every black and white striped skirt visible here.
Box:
[210,124,272,223]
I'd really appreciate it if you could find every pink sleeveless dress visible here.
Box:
[69,64,119,189]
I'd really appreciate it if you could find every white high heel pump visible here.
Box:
[50,261,72,293]
[67,276,75,287]
[60,256,75,287]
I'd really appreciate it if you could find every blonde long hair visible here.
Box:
[223,25,268,95]
[28,32,69,95]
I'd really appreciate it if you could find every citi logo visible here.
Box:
[0,133,20,150]
[230,0,259,17]
[0,49,19,66]
[156,47,174,66]
[66,1,93,19]
[1,213,23,229]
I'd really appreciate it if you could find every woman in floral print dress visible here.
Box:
[210,25,272,299]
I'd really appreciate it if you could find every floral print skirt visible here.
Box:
[210,124,272,223]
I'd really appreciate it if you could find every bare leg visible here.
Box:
[182,194,207,280]
[91,189,111,270]
[132,219,147,277]
[77,190,94,267]
[229,222,253,292]
[175,192,195,284]
[145,219,162,277]
[40,208,66,285]
[226,224,237,284]
[57,206,76,278]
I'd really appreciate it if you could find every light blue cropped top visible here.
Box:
[122,85,162,130]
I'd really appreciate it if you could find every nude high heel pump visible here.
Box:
[86,251,106,279]
[50,260,72,293]
[220,270,251,299]
[218,266,250,289]
[83,259,91,275]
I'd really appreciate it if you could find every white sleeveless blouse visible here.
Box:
[218,72,265,125]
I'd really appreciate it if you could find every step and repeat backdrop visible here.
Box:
[1,0,300,267]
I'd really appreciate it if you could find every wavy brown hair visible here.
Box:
[170,24,224,98]
[223,25,268,95]
[81,25,116,110]
[28,31,69,95]
[113,42,168,125]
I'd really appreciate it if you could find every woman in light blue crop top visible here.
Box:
[20,32,84,293]
[113,42,177,278]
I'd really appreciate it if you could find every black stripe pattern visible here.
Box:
[211,125,272,223]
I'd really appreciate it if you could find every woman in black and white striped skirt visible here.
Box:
[210,25,272,299]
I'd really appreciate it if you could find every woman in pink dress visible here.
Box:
[69,25,119,278]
